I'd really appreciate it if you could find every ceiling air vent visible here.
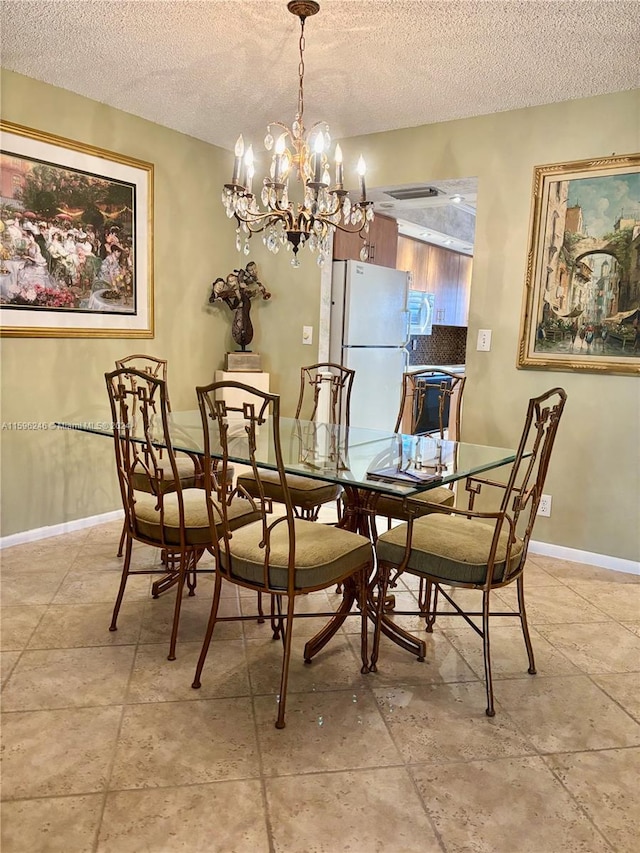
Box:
[385,186,440,201]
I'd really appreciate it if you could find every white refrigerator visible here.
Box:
[330,260,410,432]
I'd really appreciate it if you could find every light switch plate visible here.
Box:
[477,329,492,351]
[302,325,313,345]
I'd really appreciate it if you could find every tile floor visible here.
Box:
[1,519,639,852]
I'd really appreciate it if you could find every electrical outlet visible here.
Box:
[537,494,552,517]
[302,325,313,345]
[477,329,492,351]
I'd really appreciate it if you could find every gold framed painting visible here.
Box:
[518,153,640,375]
[0,121,153,338]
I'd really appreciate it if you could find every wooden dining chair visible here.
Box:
[371,387,567,716]
[236,363,355,521]
[105,367,260,660]
[192,380,373,728]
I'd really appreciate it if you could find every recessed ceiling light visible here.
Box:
[444,239,453,244]
[450,195,464,203]
[421,231,432,237]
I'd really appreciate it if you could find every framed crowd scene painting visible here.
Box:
[518,153,640,375]
[0,121,153,337]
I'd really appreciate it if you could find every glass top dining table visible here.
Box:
[56,407,524,663]
[56,408,521,500]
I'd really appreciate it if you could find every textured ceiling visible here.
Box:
[2,0,639,153]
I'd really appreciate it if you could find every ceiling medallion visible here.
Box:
[222,1,373,267]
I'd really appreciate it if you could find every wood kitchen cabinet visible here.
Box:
[332,214,398,268]
[397,235,472,326]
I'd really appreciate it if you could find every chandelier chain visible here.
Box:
[297,18,305,123]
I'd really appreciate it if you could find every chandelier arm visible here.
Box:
[234,210,291,229]
[329,220,370,237]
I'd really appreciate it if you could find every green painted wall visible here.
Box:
[1,69,639,563]
[0,70,320,537]
[348,89,640,562]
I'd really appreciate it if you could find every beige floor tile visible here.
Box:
[444,624,581,680]
[0,605,46,650]
[536,621,640,674]
[363,629,478,686]
[1,645,135,711]
[97,781,269,853]
[1,794,103,853]
[127,640,249,703]
[411,755,612,853]
[52,570,151,604]
[1,571,67,606]
[1,706,122,799]
[1,526,637,852]
[241,589,340,640]
[27,602,143,649]
[0,540,81,574]
[531,555,639,585]
[109,698,259,790]
[373,682,534,764]
[245,633,367,696]
[521,558,568,586]
[496,674,640,753]
[266,767,441,853]
[139,591,242,643]
[495,584,610,625]
[0,651,21,686]
[591,672,640,722]
[77,536,148,561]
[545,747,640,853]
[255,688,402,775]
[71,549,149,573]
[82,520,124,542]
[569,581,640,622]
[192,572,244,599]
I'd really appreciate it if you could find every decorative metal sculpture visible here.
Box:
[209,262,271,350]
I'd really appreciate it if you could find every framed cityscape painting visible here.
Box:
[0,121,153,337]
[518,153,640,375]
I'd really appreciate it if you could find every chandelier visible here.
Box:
[222,0,374,268]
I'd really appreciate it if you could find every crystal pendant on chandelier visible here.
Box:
[222,0,373,265]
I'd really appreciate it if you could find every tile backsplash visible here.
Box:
[408,325,468,366]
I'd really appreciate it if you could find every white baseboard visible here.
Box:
[529,539,639,576]
[0,510,123,550]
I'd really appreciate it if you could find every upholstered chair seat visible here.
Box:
[376,512,525,586]
[133,489,260,546]
[237,469,341,511]
[132,457,198,494]
[221,517,372,590]
[373,485,455,522]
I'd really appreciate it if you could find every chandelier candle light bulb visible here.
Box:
[275,134,286,183]
[357,156,367,202]
[232,135,245,186]
[245,146,255,194]
[335,144,344,189]
[313,133,324,184]
[221,0,374,265]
